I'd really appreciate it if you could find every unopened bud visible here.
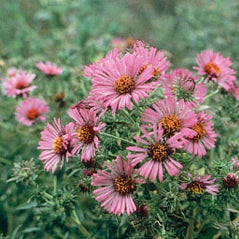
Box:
[224,173,239,188]
[136,204,149,216]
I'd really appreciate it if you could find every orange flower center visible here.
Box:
[139,64,160,77]
[188,181,205,194]
[16,81,28,89]
[160,115,181,136]
[114,75,135,95]
[77,125,95,144]
[148,143,168,161]
[26,108,40,120]
[113,176,136,195]
[192,122,206,141]
[53,136,64,153]
[204,61,221,76]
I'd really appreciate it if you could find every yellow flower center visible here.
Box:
[148,143,168,161]
[139,64,160,77]
[77,125,95,144]
[160,115,181,136]
[26,108,40,120]
[53,136,64,153]
[192,122,206,141]
[204,61,221,76]
[113,176,136,195]
[188,181,205,194]
[114,75,135,95]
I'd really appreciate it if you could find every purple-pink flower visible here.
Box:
[194,49,236,91]
[163,68,207,107]
[36,61,64,76]
[183,111,217,158]
[141,97,197,138]
[179,173,219,195]
[68,108,105,162]
[91,155,144,215]
[38,118,76,173]
[89,52,156,115]
[2,69,37,98]
[15,98,49,126]
[127,124,184,182]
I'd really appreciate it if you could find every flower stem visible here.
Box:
[100,132,137,146]
[204,87,221,101]
[121,109,135,124]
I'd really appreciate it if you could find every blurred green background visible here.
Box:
[0,0,239,238]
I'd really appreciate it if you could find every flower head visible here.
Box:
[15,98,49,126]
[224,173,238,188]
[179,173,218,195]
[91,155,144,215]
[133,41,170,79]
[127,124,184,182]
[68,108,105,162]
[183,111,217,158]
[90,52,157,115]
[141,97,197,138]
[163,68,207,107]
[38,118,76,173]
[2,69,36,98]
[36,61,64,75]
[231,157,239,170]
[194,49,236,91]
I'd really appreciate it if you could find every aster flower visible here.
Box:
[7,67,17,78]
[179,173,218,195]
[223,173,238,188]
[2,69,37,98]
[15,98,49,126]
[194,49,236,91]
[68,108,105,162]
[228,83,239,100]
[183,111,217,158]
[91,155,144,215]
[90,52,156,115]
[36,61,64,76]
[141,97,197,138]
[133,41,170,79]
[163,68,207,107]
[127,124,184,182]
[38,118,76,173]
[111,37,135,51]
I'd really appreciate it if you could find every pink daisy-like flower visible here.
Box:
[90,52,156,115]
[127,124,184,182]
[228,83,239,100]
[141,97,197,138]
[194,49,236,91]
[38,118,76,173]
[179,173,219,195]
[91,155,144,215]
[133,41,170,79]
[163,68,207,107]
[36,61,64,76]
[2,69,37,98]
[15,98,49,126]
[83,48,121,78]
[183,111,217,158]
[68,108,106,162]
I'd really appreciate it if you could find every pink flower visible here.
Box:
[231,157,239,170]
[15,98,49,126]
[36,61,64,75]
[7,68,17,78]
[83,48,121,78]
[2,69,37,98]
[127,124,184,182]
[179,173,219,195]
[68,108,105,162]
[38,118,76,173]
[141,97,198,138]
[133,41,170,79]
[194,49,236,91]
[163,68,207,107]
[183,111,217,158]
[228,83,239,100]
[90,52,156,115]
[91,155,144,215]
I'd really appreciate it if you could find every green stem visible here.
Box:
[53,175,57,195]
[185,207,197,239]
[72,210,93,238]
[121,109,135,124]
[100,132,137,146]
[204,87,220,101]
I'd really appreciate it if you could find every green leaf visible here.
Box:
[16,201,38,210]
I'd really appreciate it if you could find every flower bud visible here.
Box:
[136,204,149,216]
[181,76,196,91]
[224,173,239,188]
